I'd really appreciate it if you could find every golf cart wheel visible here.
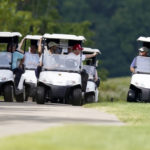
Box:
[36,86,45,104]
[86,94,95,103]
[16,92,25,102]
[25,87,29,101]
[72,88,82,106]
[127,89,135,102]
[4,85,13,102]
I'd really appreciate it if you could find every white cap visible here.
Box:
[139,47,149,52]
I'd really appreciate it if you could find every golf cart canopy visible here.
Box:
[42,33,86,54]
[43,33,86,41]
[0,32,22,43]
[137,37,150,42]
[83,47,101,54]
[137,36,150,48]
[43,33,86,48]
[0,32,22,38]
[25,35,42,40]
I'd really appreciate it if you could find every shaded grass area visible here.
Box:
[99,77,130,102]
[1,125,150,150]
[0,96,3,101]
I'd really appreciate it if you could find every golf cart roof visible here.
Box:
[0,32,22,37]
[137,36,150,42]
[83,47,101,54]
[43,33,86,41]
[25,35,42,40]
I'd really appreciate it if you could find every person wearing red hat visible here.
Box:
[68,43,97,61]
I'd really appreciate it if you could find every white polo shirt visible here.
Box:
[68,52,86,61]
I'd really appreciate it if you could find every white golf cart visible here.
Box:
[19,35,41,101]
[0,32,22,102]
[83,47,101,103]
[127,36,150,102]
[36,33,86,105]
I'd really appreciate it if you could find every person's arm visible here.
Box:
[19,56,25,68]
[130,58,136,73]
[85,52,97,59]
[38,55,43,66]
[94,70,98,81]
[18,37,25,53]
[38,38,42,56]
[130,67,135,73]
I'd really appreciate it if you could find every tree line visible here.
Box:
[1,0,150,78]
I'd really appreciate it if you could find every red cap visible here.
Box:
[73,44,83,51]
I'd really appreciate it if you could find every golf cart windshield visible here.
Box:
[135,56,150,74]
[0,52,11,69]
[24,53,39,69]
[43,54,80,72]
[83,65,95,80]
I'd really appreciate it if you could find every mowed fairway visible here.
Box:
[1,77,150,150]
[1,102,150,150]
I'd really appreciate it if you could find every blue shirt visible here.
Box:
[130,57,136,68]
[12,51,24,69]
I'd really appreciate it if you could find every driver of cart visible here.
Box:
[130,47,149,73]
[17,44,40,91]
[68,44,98,61]
[9,43,25,88]
[35,41,58,78]
[38,38,59,55]
[25,44,39,68]
[86,59,98,82]
[39,41,58,66]
[19,38,39,67]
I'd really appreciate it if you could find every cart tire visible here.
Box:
[127,89,135,102]
[25,89,29,101]
[4,85,13,102]
[86,94,95,103]
[72,88,82,106]
[15,92,24,102]
[36,86,45,104]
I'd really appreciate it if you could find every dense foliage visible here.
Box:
[58,0,150,77]
[1,0,150,77]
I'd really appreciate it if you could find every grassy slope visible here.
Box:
[99,76,130,102]
[1,77,150,150]
[86,102,150,125]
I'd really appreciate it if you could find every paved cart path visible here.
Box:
[0,101,124,137]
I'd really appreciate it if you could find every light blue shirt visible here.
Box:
[12,51,24,69]
[130,57,136,68]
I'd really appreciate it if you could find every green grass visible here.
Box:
[86,102,150,126]
[1,125,150,150]
[1,77,150,150]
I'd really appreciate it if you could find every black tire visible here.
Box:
[36,86,45,104]
[16,92,25,102]
[25,87,29,101]
[72,88,82,106]
[4,85,13,102]
[65,93,72,104]
[127,89,136,102]
[86,94,95,103]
